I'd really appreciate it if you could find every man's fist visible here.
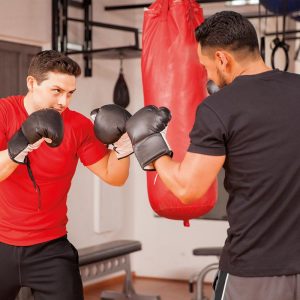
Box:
[126,105,173,170]
[90,104,133,159]
[8,109,64,164]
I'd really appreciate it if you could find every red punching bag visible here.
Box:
[141,0,217,226]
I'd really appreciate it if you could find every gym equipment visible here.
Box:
[91,104,131,145]
[16,240,160,300]
[91,104,133,159]
[126,105,173,170]
[8,109,64,207]
[113,58,130,108]
[141,0,217,226]
[189,169,228,300]
[261,0,300,15]
[79,240,161,300]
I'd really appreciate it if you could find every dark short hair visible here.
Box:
[195,11,259,53]
[28,50,81,83]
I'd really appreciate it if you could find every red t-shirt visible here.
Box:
[0,95,108,246]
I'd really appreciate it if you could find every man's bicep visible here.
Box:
[180,151,225,199]
[86,150,129,186]
[86,152,110,180]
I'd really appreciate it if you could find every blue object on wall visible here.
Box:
[260,0,300,15]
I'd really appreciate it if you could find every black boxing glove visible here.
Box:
[126,105,173,170]
[8,109,64,164]
[90,104,133,159]
[206,80,220,95]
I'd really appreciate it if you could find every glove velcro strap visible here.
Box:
[7,129,29,164]
[133,133,173,171]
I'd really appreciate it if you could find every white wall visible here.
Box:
[66,1,146,249]
[0,0,298,282]
[0,0,52,47]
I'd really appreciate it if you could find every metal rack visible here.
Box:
[52,0,142,77]
[52,0,300,76]
[104,0,242,11]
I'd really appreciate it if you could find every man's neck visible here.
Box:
[23,94,35,115]
[233,59,272,80]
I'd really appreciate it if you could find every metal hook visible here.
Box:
[271,38,290,71]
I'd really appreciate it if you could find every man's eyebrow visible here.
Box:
[51,85,76,93]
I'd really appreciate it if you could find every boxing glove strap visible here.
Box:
[133,133,173,171]
[8,130,29,164]
[8,129,41,210]
[26,158,41,210]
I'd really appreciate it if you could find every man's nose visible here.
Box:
[58,94,68,106]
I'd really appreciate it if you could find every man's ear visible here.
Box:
[26,76,36,92]
[215,50,230,71]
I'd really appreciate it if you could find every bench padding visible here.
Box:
[78,240,142,266]
[193,247,222,256]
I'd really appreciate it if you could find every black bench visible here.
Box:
[189,247,222,300]
[188,169,228,300]
[78,239,161,300]
[15,240,161,300]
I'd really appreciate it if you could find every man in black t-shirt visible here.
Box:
[127,10,300,300]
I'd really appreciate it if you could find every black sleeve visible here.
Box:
[188,103,227,156]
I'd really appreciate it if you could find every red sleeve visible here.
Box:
[0,100,8,151]
[77,116,109,166]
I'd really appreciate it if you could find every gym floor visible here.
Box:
[83,277,213,300]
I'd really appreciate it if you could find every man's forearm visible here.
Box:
[88,150,130,186]
[106,150,130,186]
[154,152,224,204]
[0,150,18,181]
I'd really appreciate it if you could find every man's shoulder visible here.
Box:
[0,95,23,106]
[0,95,24,115]
[202,85,234,107]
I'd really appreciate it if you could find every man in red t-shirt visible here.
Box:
[0,50,131,300]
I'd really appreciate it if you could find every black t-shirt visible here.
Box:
[188,69,300,277]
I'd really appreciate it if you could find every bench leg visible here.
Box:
[190,262,219,300]
[100,255,160,300]
[123,257,136,296]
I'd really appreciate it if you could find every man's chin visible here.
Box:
[52,108,65,114]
